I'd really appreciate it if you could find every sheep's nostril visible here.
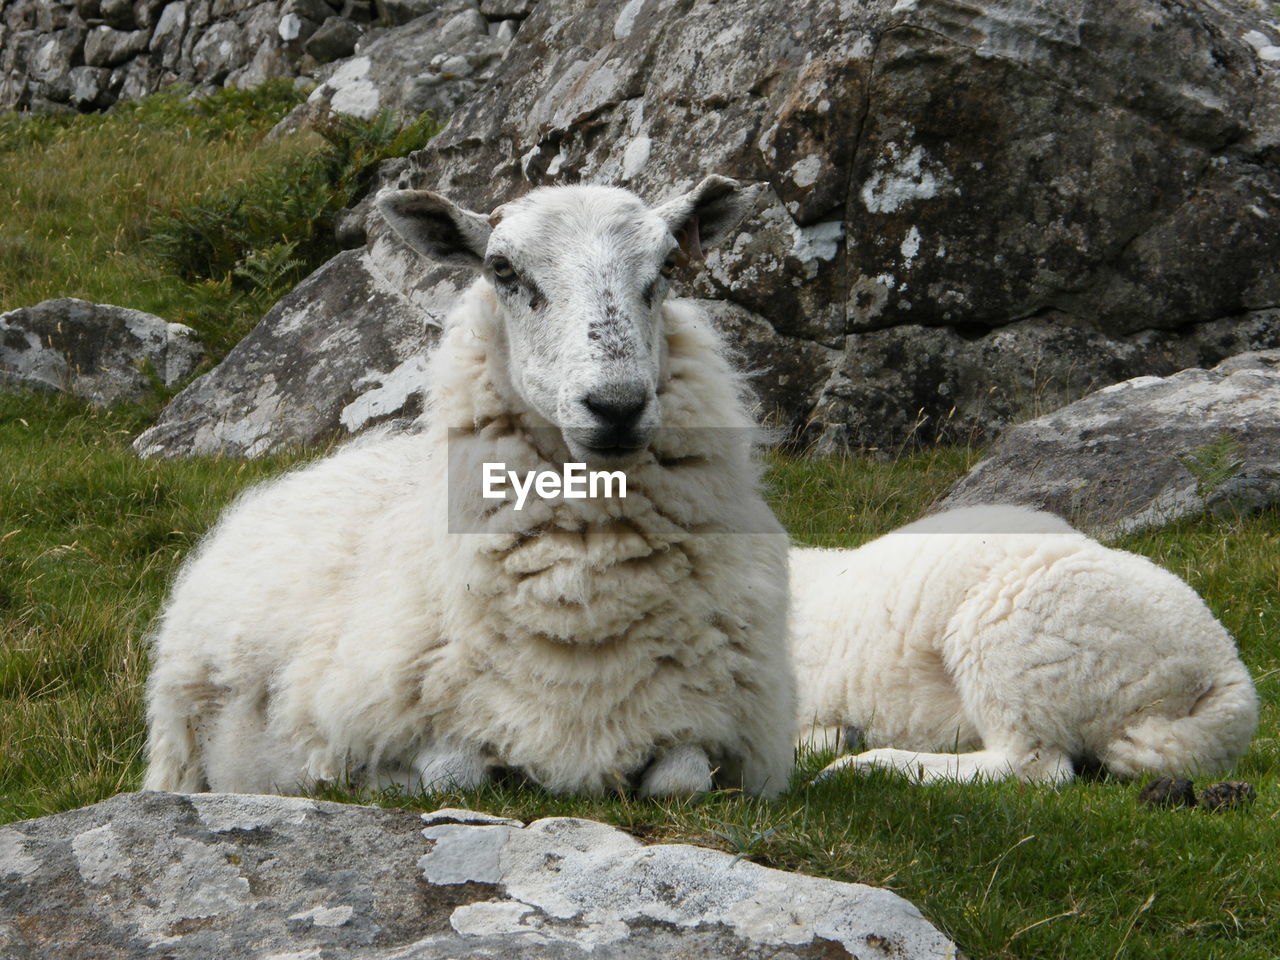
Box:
[582,388,648,432]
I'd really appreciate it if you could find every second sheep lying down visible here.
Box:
[793,505,1258,784]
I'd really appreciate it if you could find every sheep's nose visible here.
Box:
[582,386,648,434]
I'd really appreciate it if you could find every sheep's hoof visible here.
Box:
[1198,780,1256,812]
[638,745,713,798]
[1137,777,1197,809]
[411,744,489,794]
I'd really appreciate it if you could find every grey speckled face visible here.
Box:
[482,186,676,466]
[376,175,760,465]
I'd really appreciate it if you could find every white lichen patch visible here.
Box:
[450,900,538,936]
[621,136,652,181]
[191,793,318,833]
[340,354,431,433]
[417,816,954,957]
[791,221,844,264]
[847,273,896,324]
[545,146,570,177]
[288,905,355,928]
[789,155,824,188]
[418,823,509,885]
[900,226,922,264]
[1245,29,1280,61]
[613,0,646,40]
[861,144,953,213]
[71,824,128,886]
[0,829,40,880]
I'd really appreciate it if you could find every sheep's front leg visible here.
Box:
[376,742,491,793]
[639,744,714,798]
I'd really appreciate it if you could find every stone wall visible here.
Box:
[0,0,529,112]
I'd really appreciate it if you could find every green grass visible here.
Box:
[0,83,311,337]
[0,83,440,359]
[1,389,1276,959]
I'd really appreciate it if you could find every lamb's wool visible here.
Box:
[792,505,1257,782]
[144,284,794,797]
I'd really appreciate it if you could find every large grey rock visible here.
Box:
[386,0,1280,450]
[291,0,509,124]
[0,792,958,959]
[132,245,458,458]
[940,350,1280,534]
[807,308,1280,453]
[190,19,250,83]
[0,298,202,406]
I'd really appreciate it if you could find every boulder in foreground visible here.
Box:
[0,792,958,959]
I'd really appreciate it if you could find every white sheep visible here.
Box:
[793,505,1258,783]
[143,177,796,799]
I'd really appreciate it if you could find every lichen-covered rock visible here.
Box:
[132,244,454,458]
[0,792,958,959]
[0,298,202,406]
[384,0,1280,450]
[291,0,510,125]
[939,350,1280,534]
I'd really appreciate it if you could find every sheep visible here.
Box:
[143,176,796,799]
[792,505,1258,784]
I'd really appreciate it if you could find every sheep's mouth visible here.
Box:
[583,442,647,458]
[579,443,649,468]
[564,425,654,467]
[565,434,651,468]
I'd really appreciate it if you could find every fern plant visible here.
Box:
[1176,432,1245,499]
[233,240,305,309]
[144,104,440,357]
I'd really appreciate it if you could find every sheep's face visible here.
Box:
[377,177,758,466]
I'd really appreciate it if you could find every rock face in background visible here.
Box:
[0,298,201,406]
[136,0,1280,458]
[288,0,512,125]
[7,0,1280,457]
[0,792,958,959]
[940,351,1280,534]
[390,0,1280,451]
[132,245,449,457]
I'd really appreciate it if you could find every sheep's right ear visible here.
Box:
[377,189,491,269]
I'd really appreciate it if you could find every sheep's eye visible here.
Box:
[490,256,517,281]
[660,253,679,278]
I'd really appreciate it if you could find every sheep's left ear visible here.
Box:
[654,175,762,262]
[376,189,492,269]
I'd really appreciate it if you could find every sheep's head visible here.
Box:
[377,176,758,465]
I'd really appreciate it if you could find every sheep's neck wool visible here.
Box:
[415,282,790,791]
